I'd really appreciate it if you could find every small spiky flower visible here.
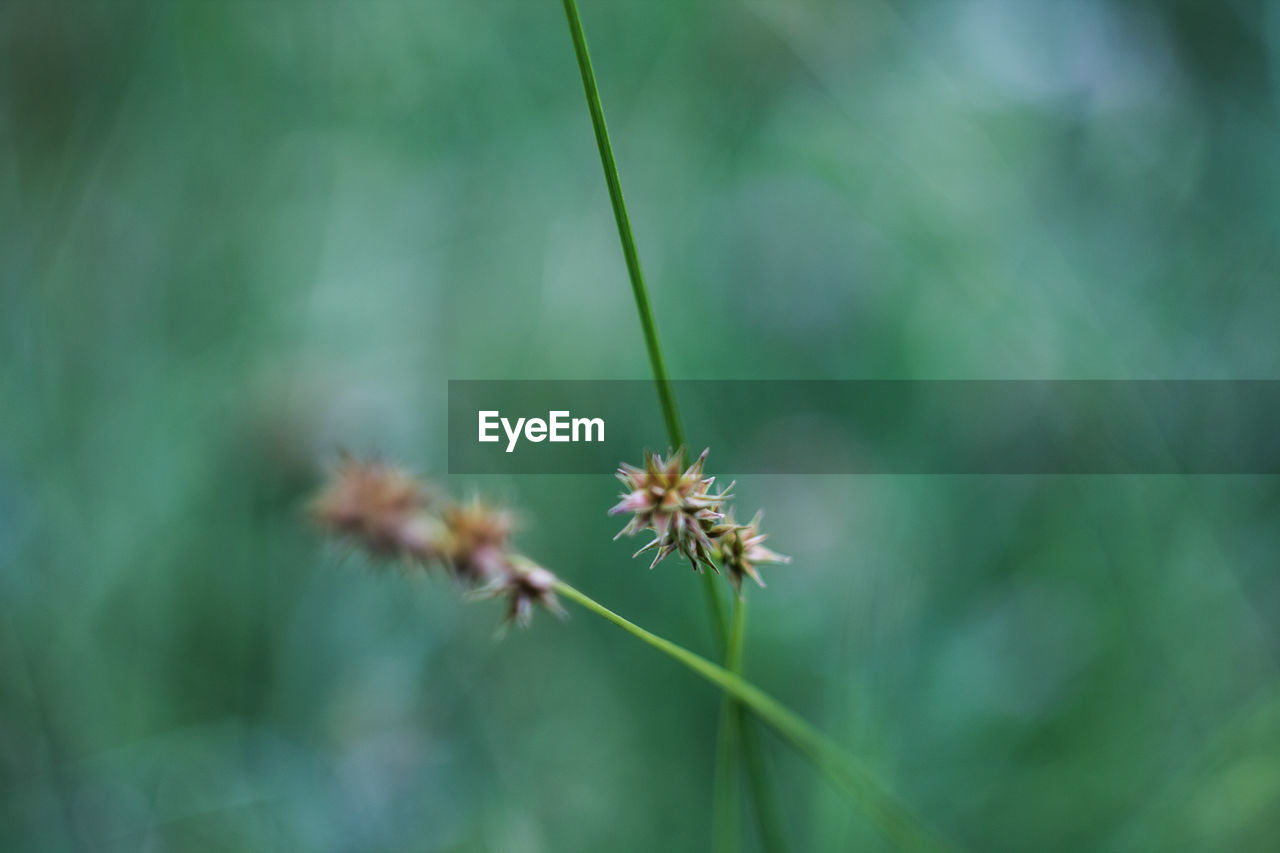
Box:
[609,448,731,571]
[710,509,791,595]
[441,497,515,584]
[311,457,441,562]
[474,555,566,630]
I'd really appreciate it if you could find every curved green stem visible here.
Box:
[555,580,954,853]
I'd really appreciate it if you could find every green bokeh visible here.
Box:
[3,1,1278,851]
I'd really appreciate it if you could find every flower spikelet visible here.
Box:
[311,456,566,628]
[474,555,567,630]
[710,508,790,595]
[311,457,441,563]
[441,497,516,584]
[609,447,731,572]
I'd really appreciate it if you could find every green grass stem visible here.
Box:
[558,0,745,837]
[713,596,747,853]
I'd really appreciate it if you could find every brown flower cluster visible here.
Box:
[311,456,563,628]
[610,448,789,594]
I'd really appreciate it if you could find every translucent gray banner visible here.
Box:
[447,380,1280,475]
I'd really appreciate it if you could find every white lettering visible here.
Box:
[502,417,526,453]
[478,411,500,443]
[549,411,570,442]
[481,411,604,452]
[572,417,605,442]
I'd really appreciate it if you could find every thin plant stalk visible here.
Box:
[741,716,789,853]
[559,0,730,649]
[554,580,953,853]
[559,0,683,451]
[713,597,747,853]
[559,0,731,661]
[559,0,746,834]
[733,596,791,853]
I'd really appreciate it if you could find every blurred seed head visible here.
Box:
[441,497,516,584]
[311,456,563,628]
[311,456,442,563]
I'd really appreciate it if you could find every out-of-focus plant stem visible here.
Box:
[733,596,791,853]
[713,596,747,853]
[554,580,954,853]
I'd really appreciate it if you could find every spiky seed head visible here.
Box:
[609,447,731,572]
[310,457,441,562]
[711,509,790,595]
[473,555,566,630]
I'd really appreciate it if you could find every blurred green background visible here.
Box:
[3,0,1279,850]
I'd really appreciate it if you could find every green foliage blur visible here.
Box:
[3,1,1279,850]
